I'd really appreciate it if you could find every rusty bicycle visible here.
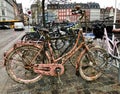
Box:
[4,27,108,84]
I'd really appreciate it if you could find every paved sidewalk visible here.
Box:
[2,61,120,94]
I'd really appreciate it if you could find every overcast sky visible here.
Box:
[16,0,120,12]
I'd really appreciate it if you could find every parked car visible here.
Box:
[14,22,24,31]
[0,25,11,30]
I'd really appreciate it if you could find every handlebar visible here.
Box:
[71,9,85,20]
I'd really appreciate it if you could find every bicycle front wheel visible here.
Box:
[5,44,43,84]
[79,47,108,81]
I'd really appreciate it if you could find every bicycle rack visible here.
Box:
[118,63,120,82]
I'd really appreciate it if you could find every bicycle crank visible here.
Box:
[33,64,64,76]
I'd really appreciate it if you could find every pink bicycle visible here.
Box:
[92,17,120,82]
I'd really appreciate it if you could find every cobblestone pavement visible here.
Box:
[3,61,120,94]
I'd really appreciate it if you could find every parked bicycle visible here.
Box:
[92,16,120,76]
[4,26,108,84]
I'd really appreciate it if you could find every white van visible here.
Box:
[14,22,24,31]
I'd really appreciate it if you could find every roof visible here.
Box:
[87,2,100,9]
[47,2,100,9]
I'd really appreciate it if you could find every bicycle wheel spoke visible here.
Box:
[5,44,43,84]
[81,55,98,77]
[79,47,107,81]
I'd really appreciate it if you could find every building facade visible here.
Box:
[0,0,22,21]
[30,2,120,26]
[31,0,42,25]
[0,0,15,21]
[47,2,100,23]
[88,2,100,21]
[17,3,24,21]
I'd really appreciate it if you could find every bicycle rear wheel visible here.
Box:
[5,44,43,84]
[21,34,32,41]
[79,47,108,81]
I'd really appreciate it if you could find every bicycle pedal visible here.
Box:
[75,70,80,77]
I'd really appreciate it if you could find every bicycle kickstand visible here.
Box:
[57,71,63,85]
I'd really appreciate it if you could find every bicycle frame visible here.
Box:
[33,29,90,76]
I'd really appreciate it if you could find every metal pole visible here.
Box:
[28,17,30,32]
[112,0,117,41]
[42,0,46,27]
[113,0,117,29]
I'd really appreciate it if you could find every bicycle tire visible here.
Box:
[21,32,40,42]
[115,42,120,56]
[5,44,43,84]
[79,47,108,81]
[21,34,31,41]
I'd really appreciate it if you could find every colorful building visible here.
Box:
[47,2,100,22]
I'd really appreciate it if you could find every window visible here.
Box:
[2,9,5,16]
[1,1,4,7]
